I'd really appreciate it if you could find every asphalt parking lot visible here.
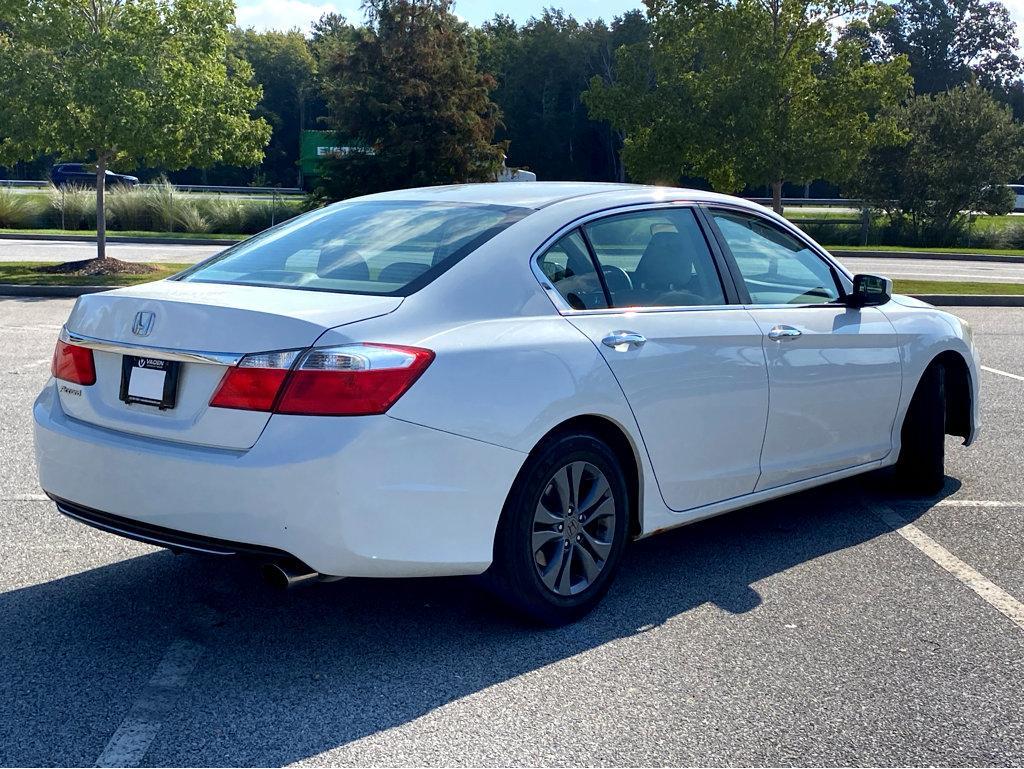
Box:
[1,298,1022,767]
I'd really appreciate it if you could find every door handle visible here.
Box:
[602,330,646,351]
[768,325,802,341]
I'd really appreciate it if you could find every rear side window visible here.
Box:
[710,210,840,305]
[179,200,530,295]
[537,231,608,310]
[583,208,726,307]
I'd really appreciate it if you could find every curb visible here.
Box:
[831,248,1023,264]
[3,284,1023,306]
[0,284,113,297]
[0,232,239,247]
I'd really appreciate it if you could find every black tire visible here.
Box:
[894,364,946,495]
[487,431,630,626]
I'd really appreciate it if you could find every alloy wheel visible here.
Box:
[532,461,617,596]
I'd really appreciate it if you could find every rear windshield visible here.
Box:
[177,200,530,295]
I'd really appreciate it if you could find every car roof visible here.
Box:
[351,182,760,211]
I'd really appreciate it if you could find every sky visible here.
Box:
[234,0,1024,40]
[234,0,643,33]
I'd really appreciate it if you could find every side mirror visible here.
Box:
[847,274,892,307]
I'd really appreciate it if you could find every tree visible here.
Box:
[231,28,316,187]
[316,0,504,200]
[477,10,650,182]
[0,0,270,265]
[849,84,1024,244]
[583,0,912,213]
[876,0,1023,94]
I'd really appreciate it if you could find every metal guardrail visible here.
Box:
[746,197,863,208]
[0,179,304,195]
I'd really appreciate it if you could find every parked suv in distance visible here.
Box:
[1008,184,1024,212]
[50,163,139,188]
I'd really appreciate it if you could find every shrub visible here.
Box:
[47,184,95,229]
[106,185,153,231]
[0,186,44,228]
[237,199,302,234]
[142,178,177,231]
[196,195,248,234]
[172,201,211,233]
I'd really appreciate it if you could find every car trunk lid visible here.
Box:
[57,280,402,449]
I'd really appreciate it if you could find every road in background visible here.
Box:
[1,299,1022,766]
[837,254,1024,284]
[5,238,1024,284]
[0,239,225,264]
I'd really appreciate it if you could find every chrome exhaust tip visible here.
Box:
[261,561,321,589]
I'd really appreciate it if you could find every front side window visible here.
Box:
[709,210,841,305]
[582,208,726,307]
[179,200,529,295]
[537,231,609,310]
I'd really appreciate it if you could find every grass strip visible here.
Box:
[0,262,191,286]
[829,244,1024,257]
[893,279,1024,295]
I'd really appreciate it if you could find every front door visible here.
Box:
[705,207,903,490]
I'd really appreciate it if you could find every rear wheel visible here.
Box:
[894,364,946,495]
[488,432,629,625]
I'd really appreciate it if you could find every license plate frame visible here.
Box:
[119,355,181,410]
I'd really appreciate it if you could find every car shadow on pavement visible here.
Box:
[0,473,961,766]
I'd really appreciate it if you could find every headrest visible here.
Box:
[317,243,369,281]
[633,231,696,291]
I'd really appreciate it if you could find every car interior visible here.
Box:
[539,210,727,310]
[183,201,526,294]
[710,211,842,305]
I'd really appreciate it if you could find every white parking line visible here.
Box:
[95,639,204,768]
[934,499,1022,507]
[982,365,1024,381]
[870,502,1024,633]
[1,494,48,501]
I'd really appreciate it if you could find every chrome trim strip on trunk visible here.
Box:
[61,327,243,366]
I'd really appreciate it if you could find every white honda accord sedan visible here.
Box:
[34,183,980,624]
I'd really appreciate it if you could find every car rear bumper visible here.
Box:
[34,381,526,577]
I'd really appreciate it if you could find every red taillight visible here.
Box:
[209,344,434,416]
[209,350,300,411]
[52,339,96,386]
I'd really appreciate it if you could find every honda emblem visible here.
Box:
[132,311,156,337]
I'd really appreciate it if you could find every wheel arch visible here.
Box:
[516,414,645,539]
[918,349,973,442]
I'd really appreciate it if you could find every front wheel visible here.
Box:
[487,432,630,625]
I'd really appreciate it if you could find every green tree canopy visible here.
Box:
[477,10,650,182]
[316,0,505,200]
[849,84,1024,244]
[230,28,316,187]
[0,0,270,261]
[583,0,912,212]
[876,0,1023,94]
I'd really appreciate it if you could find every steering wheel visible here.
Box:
[601,265,632,293]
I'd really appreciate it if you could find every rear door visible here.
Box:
[540,206,769,512]
[705,207,903,490]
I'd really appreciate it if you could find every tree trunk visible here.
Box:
[771,180,783,215]
[95,156,107,261]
